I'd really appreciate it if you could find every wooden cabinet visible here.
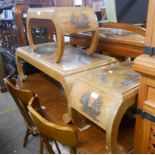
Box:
[134,55,155,154]
[133,0,155,153]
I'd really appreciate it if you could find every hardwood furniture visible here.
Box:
[28,96,78,154]
[16,7,116,122]
[133,55,155,154]
[16,7,139,153]
[133,0,155,153]
[26,7,99,62]
[0,19,16,50]
[0,5,25,89]
[14,4,55,47]
[70,23,145,59]
[14,4,29,46]
[4,74,38,147]
[0,3,55,91]
[70,61,140,153]
[16,44,139,153]
[16,43,115,121]
[101,22,146,36]
[21,72,136,154]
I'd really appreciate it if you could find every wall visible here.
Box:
[116,0,148,24]
[55,0,73,7]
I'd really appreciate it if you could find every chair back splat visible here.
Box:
[28,97,78,154]
[4,74,38,147]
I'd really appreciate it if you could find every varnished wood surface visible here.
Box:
[4,74,38,147]
[99,28,144,47]
[100,22,145,37]
[28,97,77,154]
[21,73,135,153]
[14,4,29,46]
[16,43,115,76]
[16,43,137,153]
[14,4,56,47]
[134,56,155,153]
[21,73,67,123]
[133,1,155,153]
[16,42,116,105]
[27,7,99,62]
[70,27,145,58]
[70,61,139,153]
[134,54,155,69]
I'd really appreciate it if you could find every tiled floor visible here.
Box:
[0,92,40,154]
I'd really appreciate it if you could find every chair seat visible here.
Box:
[20,73,134,154]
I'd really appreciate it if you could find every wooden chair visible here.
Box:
[4,74,39,147]
[28,96,78,154]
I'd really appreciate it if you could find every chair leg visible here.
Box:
[70,147,76,154]
[44,137,54,154]
[23,128,30,147]
[54,140,61,154]
[40,136,44,154]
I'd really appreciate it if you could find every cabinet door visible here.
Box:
[134,115,155,153]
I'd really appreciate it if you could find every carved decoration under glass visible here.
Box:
[71,13,89,29]
[70,61,140,153]
[80,91,102,121]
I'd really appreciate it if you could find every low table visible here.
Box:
[70,27,145,59]
[16,42,115,122]
[70,61,140,153]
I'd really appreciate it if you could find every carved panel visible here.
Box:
[149,123,155,153]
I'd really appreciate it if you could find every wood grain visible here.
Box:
[70,26,145,58]
[21,73,135,153]
[26,7,99,62]
[133,1,155,153]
